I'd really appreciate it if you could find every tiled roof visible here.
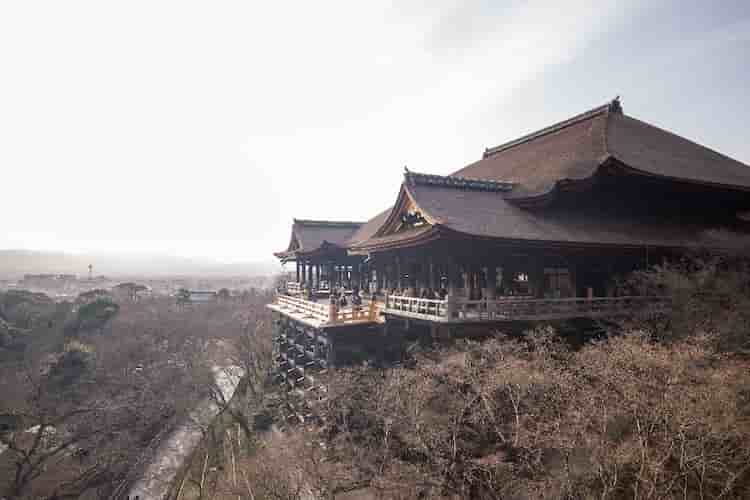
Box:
[454,98,750,199]
[275,219,363,258]
[345,208,392,247]
[351,98,750,252]
[407,181,747,249]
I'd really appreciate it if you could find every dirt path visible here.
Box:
[124,365,243,500]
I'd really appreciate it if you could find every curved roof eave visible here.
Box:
[508,154,750,209]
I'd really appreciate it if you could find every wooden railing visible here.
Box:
[286,282,302,296]
[273,294,381,325]
[385,295,669,322]
[275,295,329,322]
[385,295,449,321]
[332,300,379,323]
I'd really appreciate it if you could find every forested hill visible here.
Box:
[0,250,279,278]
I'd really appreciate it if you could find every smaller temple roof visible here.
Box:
[275,219,363,261]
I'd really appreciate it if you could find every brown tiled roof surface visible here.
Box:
[277,219,363,256]
[453,103,610,197]
[345,208,392,246]
[350,225,434,250]
[406,182,747,249]
[453,100,750,198]
[607,113,750,189]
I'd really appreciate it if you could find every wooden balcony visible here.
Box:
[385,294,669,323]
[268,294,383,329]
[284,281,337,299]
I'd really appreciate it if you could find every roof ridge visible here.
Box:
[293,219,364,227]
[483,97,622,158]
[404,169,515,192]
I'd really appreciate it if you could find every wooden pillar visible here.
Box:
[307,260,313,285]
[428,257,436,291]
[296,260,301,283]
[352,263,360,291]
[409,261,418,296]
[445,259,458,318]
[472,263,482,300]
[485,265,497,300]
[528,257,545,298]
[568,261,578,298]
[462,264,472,299]
[438,262,446,292]
[502,265,515,296]
[396,256,403,291]
[326,338,337,366]
[315,264,320,289]
[447,261,459,296]
[328,296,338,323]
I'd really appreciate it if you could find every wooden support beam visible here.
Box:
[428,257,435,290]
[501,265,515,295]
[396,256,403,291]
[528,258,545,298]
[409,261,418,296]
[485,264,497,300]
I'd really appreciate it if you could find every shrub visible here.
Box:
[623,254,750,353]
[46,340,96,389]
[65,298,120,336]
[320,331,750,499]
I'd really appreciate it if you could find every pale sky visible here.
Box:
[2,1,749,263]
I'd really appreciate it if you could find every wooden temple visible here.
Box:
[269,98,750,388]
[273,219,365,297]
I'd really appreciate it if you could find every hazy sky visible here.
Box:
[2,1,749,262]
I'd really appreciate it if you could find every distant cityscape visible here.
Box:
[0,272,276,300]
[0,249,281,300]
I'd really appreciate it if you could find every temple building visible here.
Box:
[269,99,750,405]
[274,219,364,296]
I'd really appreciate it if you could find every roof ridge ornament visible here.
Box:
[609,96,622,114]
[405,170,515,192]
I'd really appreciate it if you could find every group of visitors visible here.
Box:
[330,286,363,308]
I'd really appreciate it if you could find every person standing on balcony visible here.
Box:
[351,287,362,315]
